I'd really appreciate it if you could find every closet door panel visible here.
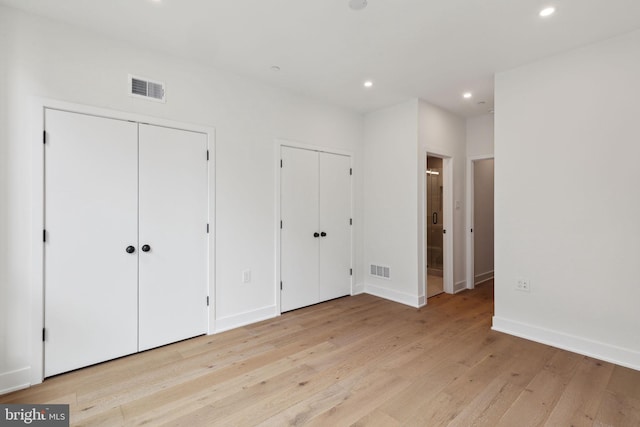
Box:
[280,146,320,312]
[138,124,208,351]
[319,152,352,301]
[44,109,139,377]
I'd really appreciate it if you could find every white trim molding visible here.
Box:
[365,283,423,308]
[453,280,467,293]
[215,305,279,334]
[474,270,494,285]
[492,316,640,371]
[0,367,31,395]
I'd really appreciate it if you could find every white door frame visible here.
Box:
[30,97,215,385]
[274,139,354,315]
[420,150,454,301]
[465,154,494,289]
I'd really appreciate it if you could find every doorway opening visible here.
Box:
[426,155,444,298]
[466,157,494,289]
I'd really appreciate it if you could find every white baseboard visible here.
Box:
[475,270,494,285]
[215,305,279,334]
[492,316,640,371]
[0,367,31,396]
[364,283,421,308]
[453,280,467,293]
[352,283,365,295]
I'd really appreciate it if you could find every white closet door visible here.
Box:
[138,124,208,351]
[319,152,352,301]
[280,146,320,312]
[44,109,138,377]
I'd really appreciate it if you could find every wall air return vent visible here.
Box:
[370,264,390,279]
[128,74,166,103]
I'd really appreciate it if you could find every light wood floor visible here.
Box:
[3,281,640,426]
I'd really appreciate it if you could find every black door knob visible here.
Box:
[126,245,135,254]
[313,232,320,238]
[141,244,151,252]
[320,232,327,237]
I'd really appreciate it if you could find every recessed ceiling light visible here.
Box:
[364,80,373,88]
[539,6,556,17]
[463,92,472,99]
[349,0,368,11]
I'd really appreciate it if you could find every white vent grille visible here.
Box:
[128,74,166,102]
[370,264,390,279]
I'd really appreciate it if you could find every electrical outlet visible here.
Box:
[516,278,531,292]
[242,269,251,284]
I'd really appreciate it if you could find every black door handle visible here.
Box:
[432,212,438,225]
[320,232,327,237]
[141,244,151,252]
[126,245,135,254]
[313,232,320,238]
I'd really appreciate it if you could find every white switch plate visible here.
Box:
[242,269,251,284]
[516,278,531,292]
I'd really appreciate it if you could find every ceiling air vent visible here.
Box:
[128,74,166,103]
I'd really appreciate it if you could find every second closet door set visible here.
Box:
[280,146,352,312]
[44,108,209,377]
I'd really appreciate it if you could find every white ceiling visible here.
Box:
[2,0,640,117]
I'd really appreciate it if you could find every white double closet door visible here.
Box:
[44,109,208,377]
[280,146,352,312]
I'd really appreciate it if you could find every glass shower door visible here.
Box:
[427,156,444,297]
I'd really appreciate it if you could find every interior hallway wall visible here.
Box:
[466,114,494,158]
[363,100,421,305]
[418,101,467,293]
[362,99,466,306]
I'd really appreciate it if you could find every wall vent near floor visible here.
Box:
[128,74,166,102]
[370,264,390,279]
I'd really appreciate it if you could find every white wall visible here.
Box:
[466,114,494,157]
[494,29,640,370]
[0,7,14,393]
[362,99,466,306]
[0,6,363,393]
[418,101,467,293]
[363,100,420,305]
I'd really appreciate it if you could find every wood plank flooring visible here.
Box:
[3,281,640,426]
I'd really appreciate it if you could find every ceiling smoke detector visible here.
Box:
[349,0,368,11]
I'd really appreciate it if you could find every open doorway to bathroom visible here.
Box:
[426,155,444,298]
